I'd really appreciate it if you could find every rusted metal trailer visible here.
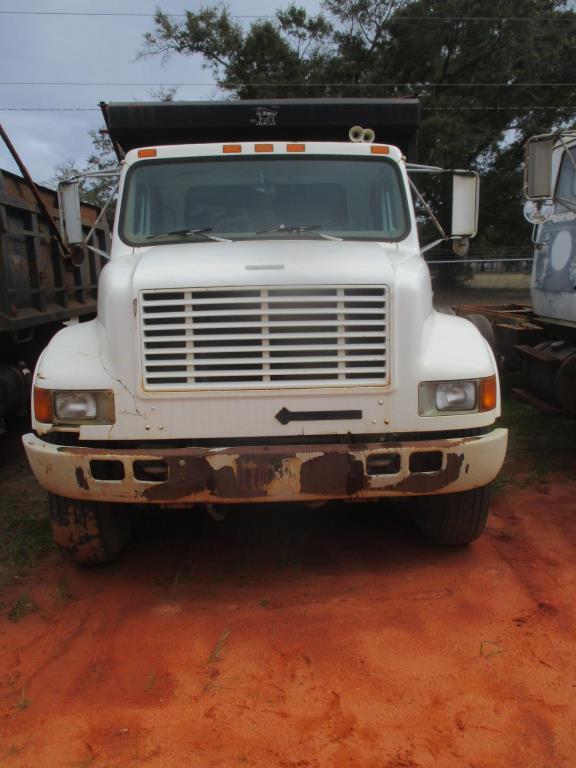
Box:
[0,168,108,431]
[453,301,576,415]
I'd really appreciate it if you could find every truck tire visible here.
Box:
[48,493,131,565]
[465,313,496,351]
[412,484,491,546]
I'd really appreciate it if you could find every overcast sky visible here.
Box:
[0,0,322,184]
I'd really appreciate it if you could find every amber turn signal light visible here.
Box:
[34,387,53,423]
[479,376,497,412]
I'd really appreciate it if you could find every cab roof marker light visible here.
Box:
[223,144,242,154]
[255,143,274,153]
[138,148,157,158]
[287,143,305,152]
[371,145,390,155]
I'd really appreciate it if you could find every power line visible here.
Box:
[1,106,573,112]
[1,10,576,21]
[0,108,100,112]
[1,81,576,88]
[425,106,574,110]
[2,11,187,16]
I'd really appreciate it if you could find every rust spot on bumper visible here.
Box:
[142,443,464,502]
[300,453,365,496]
[388,452,464,493]
[143,453,287,502]
[75,466,89,491]
[26,429,508,505]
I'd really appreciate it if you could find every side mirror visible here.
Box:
[451,171,479,239]
[524,136,554,200]
[59,181,84,246]
[523,199,554,225]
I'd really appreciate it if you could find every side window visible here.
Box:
[132,182,151,235]
[555,149,576,213]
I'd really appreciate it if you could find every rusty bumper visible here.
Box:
[23,429,508,505]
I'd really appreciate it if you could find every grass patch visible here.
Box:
[144,671,157,692]
[208,628,231,664]
[15,690,31,711]
[496,392,576,491]
[0,452,51,592]
[8,594,39,622]
[56,578,74,603]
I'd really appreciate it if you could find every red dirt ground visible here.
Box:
[1,469,576,767]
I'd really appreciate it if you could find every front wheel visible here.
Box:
[412,484,491,546]
[48,493,132,565]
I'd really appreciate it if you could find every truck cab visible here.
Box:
[525,132,576,325]
[23,99,507,563]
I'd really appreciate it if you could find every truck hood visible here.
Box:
[128,239,410,292]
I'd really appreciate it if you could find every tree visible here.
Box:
[140,0,576,255]
[51,128,118,212]
[52,88,177,211]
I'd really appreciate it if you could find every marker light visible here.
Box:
[479,376,497,412]
[33,387,53,423]
[371,145,390,155]
[287,144,305,152]
[255,144,274,152]
[138,148,157,158]
[223,144,242,153]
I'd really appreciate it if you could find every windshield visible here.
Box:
[119,155,410,245]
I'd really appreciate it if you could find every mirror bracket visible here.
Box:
[57,169,120,262]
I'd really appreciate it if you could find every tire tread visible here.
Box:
[48,494,130,565]
[413,484,491,546]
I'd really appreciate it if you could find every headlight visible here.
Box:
[436,381,477,411]
[34,388,115,424]
[419,376,497,416]
[54,392,98,420]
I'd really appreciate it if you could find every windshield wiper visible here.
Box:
[255,224,342,241]
[146,227,232,242]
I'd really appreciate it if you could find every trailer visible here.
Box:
[0,168,109,432]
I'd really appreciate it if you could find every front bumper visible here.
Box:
[23,428,508,505]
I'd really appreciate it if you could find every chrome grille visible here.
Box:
[140,285,389,390]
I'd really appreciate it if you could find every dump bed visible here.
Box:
[0,169,108,334]
[101,98,421,161]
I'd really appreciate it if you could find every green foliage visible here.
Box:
[207,627,231,663]
[496,393,576,491]
[51,128,118,212]
[7,594,39,623]
[141,0,576,251]
[0,458,51,591]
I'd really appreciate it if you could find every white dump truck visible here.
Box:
[22,99,507,563]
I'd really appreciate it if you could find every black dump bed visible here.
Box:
[0,169,108,333]
[101,98,420,161]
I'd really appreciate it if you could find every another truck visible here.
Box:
[0,166,108,433]
[22,99,508,563]
[455,132,576,416]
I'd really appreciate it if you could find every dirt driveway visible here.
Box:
[1,429,575,768]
